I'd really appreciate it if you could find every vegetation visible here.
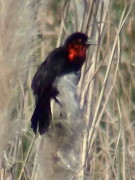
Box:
[0,0,135,179]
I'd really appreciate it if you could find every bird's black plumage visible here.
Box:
[31,32,91,134]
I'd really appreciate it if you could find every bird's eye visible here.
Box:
[78,39,82,42]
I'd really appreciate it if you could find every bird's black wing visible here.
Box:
[31,46,67,98]
[31,46,67,134]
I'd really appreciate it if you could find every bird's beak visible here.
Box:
[85,39,97,46]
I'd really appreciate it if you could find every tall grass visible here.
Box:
[0,0,38,179]
[0,0,135,179]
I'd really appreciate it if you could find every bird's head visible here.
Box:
[64,32,95,62]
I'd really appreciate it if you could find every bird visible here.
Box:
[31,32,94,135]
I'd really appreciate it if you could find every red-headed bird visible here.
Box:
[31,32,94,135]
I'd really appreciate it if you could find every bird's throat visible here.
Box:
[68,45,87,62]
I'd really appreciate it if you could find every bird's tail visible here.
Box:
[31,97,51,135]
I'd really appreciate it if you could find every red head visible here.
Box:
[64,32,93,62]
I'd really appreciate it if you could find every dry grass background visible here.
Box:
[0,0,135,179]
